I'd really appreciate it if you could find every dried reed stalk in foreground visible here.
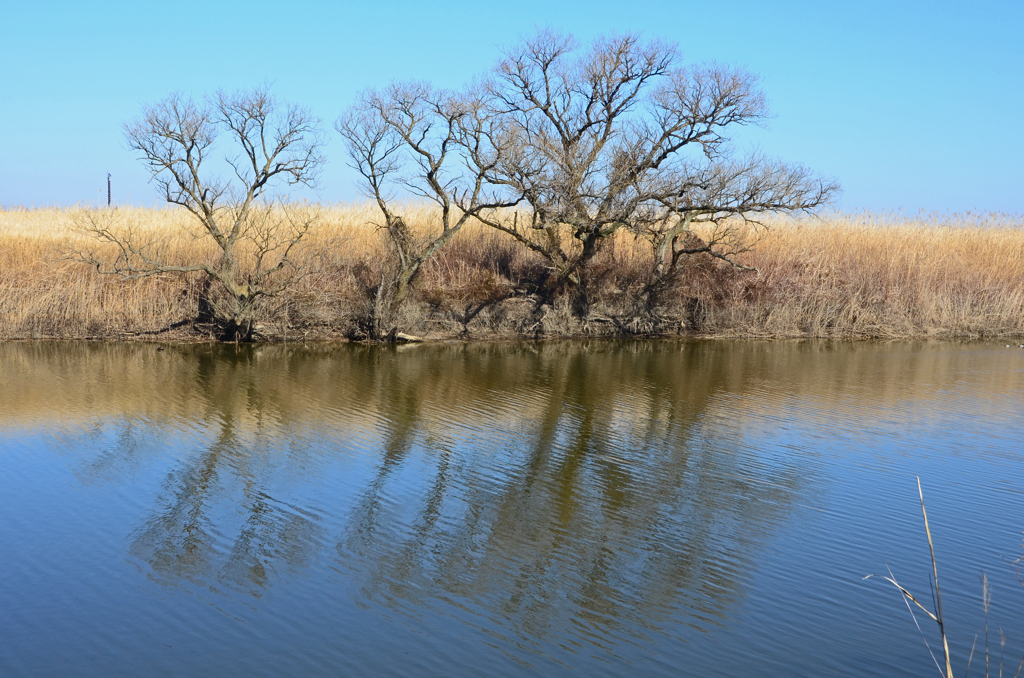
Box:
[866,478,1024,678]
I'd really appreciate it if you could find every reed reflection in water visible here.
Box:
[1,340,1022,677]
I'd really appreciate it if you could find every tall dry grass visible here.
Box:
[717,211,1024,338]
[1,205,1022,340]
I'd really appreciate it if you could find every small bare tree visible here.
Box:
[337,83,518,340]
[74,87,324,341]
[467,32,837,314]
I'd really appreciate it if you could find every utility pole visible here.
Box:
[107,173,111,207]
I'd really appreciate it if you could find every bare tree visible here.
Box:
[337,83,518,340]
[338,32,836,327]
[466,32,837,314]
[74,87,325,341]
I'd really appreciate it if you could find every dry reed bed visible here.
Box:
[1,206,1022,340]
[737,213,1024,338]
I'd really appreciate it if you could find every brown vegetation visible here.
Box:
[1,205,1022,341]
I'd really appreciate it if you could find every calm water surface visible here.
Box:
[1,340,1022,677]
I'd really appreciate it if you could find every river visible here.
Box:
[1,340,1022,677]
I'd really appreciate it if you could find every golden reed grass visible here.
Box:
[1,205,1022,340]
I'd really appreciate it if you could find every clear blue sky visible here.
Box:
[2,0,1021,212]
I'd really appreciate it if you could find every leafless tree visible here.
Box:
[466,32,837,314]
[337,32,836,327]
[336,83,519,340]
[74,87,325,341]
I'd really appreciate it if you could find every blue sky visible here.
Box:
[2,0,1021,212]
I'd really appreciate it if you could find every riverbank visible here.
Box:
[2,205,1022,342]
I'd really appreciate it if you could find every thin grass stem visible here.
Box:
[919,476,954,678]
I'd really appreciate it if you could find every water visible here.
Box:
[0,340,1022,677]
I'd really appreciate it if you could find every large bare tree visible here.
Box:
[337,83,518,339]
[75,87,324,341]
[469,32,837,313]
[338,32,836,328]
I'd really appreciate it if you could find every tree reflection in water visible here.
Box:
[333,343,802,650]
[126,347,327,597]
[21,341,806,649]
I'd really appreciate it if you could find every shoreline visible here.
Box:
[3,330,1022,345]
[3,206,1023,344]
